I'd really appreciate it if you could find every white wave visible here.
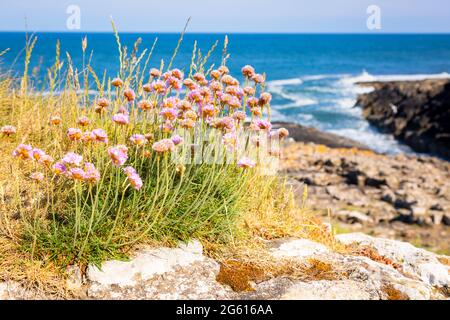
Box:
[341,70,450,86]
[267,78,303,87]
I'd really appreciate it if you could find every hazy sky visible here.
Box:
[0,0,449,33]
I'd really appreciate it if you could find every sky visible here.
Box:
[0,0,449,33]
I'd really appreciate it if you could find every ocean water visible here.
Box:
[2,33,450,154]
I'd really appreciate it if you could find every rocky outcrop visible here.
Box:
[356,79,450,159]
[281,142,450,254]
[272,122,370,150]
[2,237,448,300]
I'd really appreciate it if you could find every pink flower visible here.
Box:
[62,152,83,166]
[259,92,272,106]
[152,139,175,153]
[232,111,246,122]
[108,145,128,166]
[77,116,91,127]
[12,144,33,159]
[52,162,67,175]
[81,131,96,142]
[112,113,129,125]
[252,74,265,84]
[39,154,54,166]
[150,68,161,78]
[92,129,109,144]
[201,104,215,118]
[270,128,289,139]
[160,108,177,121]
[97,98,110,107]
[151,80,167,95]
[137,100,155,111]
[163,97,180,108]
[68,167,86,181]
[254,119,272,131]
[188,89,203,104]
[183,79,198,91]
[1,125,17,136]
[237,157,256,169]
[83,162,100,183]
[241,65,255,78]
[243,86,256,96]
[213,117,235,132]
[166,76,182,90]
[247,97,259,108]
[170,69,184,80]
[160,122,174,133]
[32,148,46,162]
[222,132,238,150]
[124,88,136,102]
[118,105,129,115]
[67,128,82,141]
[49,116,62,125]
[30,172,44,182]
[123,166,143,191]
[129,134,147,146]
[111,78,124,87]
[221,75,239,86]
[171,135,183,146]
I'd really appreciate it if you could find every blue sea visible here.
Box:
[2,33,450,154]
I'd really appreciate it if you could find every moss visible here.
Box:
[216,260,265,292]
[382,284,409,300]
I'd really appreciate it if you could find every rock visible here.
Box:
[356,79,450,159]
[86,240,235,299]
[335,210,374,225]
[336,233,450,287]
[270,238,330,259]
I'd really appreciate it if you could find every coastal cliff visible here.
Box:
[355,79,450,159]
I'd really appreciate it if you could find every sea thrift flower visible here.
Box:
[32,148,46,162]
[151,80,167,95]
[218,66,230,75]
[1,125,16,136]
[144,133,154,141]
[170,69,184,80]
[49,116,62,125]
[177,100,192,111]
[241,65,255,78]
[244,86,256,96]
[123,166,143,191]
[237,157,256,169]
[152,139,175,153]
[112,113,129,125]
[252,73,265,84]
[138,100,155,111]
[111,78,124,87]
[210,69,221,80]
[167,76,182,90]
[160,122,174,133]
[185,110,198,121]
[83,162,100,183]
[171,135,183,146]
[270,128,289,139]
[81,131,96,142]
[222,75,239,86]
[39,154,54,166]
[129,134,147,146]
[52,162,67,175]
[12,144,33,159]
[213,117,235,132]
[179,118,195,129]
[142,83,152,92]
[259,92,272,106]
[30,172,44,182]
[92,129,109,144]
[222,132,238,150]
[209,81,223,92]
[250,107,263,117]
[232,111,246,122]
[247,97,259,108]
[150,68,161,78]
[67,128,82,141]
[160,108,177,121]
[77,116,91,127]
[193,73,206,83]
[254,119,272,131]
[108,145,128,166]
[183,79,198,91]
[123,88,136,102]
[97,98,110,107]
[188,89,203,104]
[201,104,216,118]
[62,152,83,166]
[69,167,86,181]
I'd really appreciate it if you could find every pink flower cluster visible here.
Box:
[123,166,143,190]
[108,145,128,166]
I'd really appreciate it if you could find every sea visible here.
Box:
[1,33,450,154]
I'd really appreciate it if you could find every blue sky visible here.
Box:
[0,0,449,33]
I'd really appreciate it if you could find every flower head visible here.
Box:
[259,92,272,106]
[222,132,238,151]
[111,78,124,87]
[151,80,167,95]
[68,167,86,181]
[62,152,83,166]
[201,104,216,118]
[83,162,100,183]
[12,144,33,159]
[237,157,256,169]
[124,88,136,102]
[241,65,255,78]
[81,131,96,142]
[67,128,82,141]
[252,74,265,84]
[1,125,17,136]
[232,111,246,122]
[112,113,129,125]
[108,145,128,166]
[152,139,175,153]
[138,100,155,111]
[129,134,147,146]
[77,116,91,127]
[123,166,143,191]
[49,116,62,125]
[150,68,161,78]
[30,172,44,182]
[32,148,46,162]
[52,162,67,175]
[92,128,109,144]
[160,108,177,121]
[171,135,183,146]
